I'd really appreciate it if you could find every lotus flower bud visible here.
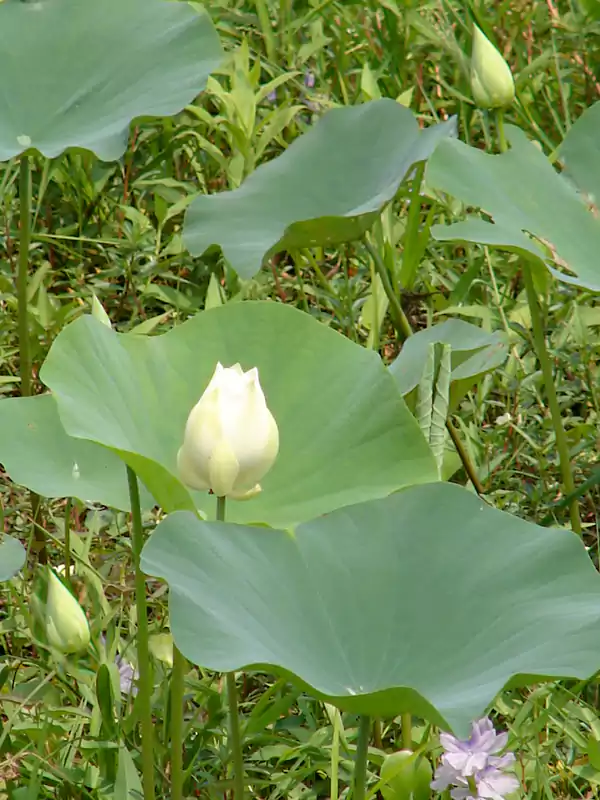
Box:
[45,569,90,654]
[178,363,279,498]
[470,25,515,110]
[381,750,432,800]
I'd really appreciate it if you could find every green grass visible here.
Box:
[1,0,599,798]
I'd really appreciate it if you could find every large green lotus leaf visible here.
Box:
[389,319,507,398]
[39,302,438,526]
[0,0,223,161]
[427,125,600,291]
[0,535,26,582]
[0,394,150,511]
[183,101,457,279]
[141,481,600,735]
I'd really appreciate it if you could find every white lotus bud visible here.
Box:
[177,363,279,498]
[45,569,90,654]
[470,25,515,110]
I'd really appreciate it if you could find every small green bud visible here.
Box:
[45,569,90,654]
[380,750,432,800]
[470,25,515,110]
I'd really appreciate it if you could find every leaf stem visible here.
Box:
[217,496,246,800]
[170,647,187,800]
[19,154,47,563]
[18,155,32,398]
[495,109,508,153]
[226,671,245,800]
[63,498,72,587]
[127,466,155,800]
[353,716,371,800]
[364,238,412,339]
[522,267,582,534]
[363,237,485,495]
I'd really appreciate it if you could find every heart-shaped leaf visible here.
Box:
[39,302,437,526]
[141,482,600,736]
[0,535,26,582]
[426,122,600,290]
[0,0,223,160]
[183,100,456,279]
[0,394,149,510]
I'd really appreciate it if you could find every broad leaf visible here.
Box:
[183,101,456,279]
[0,395,148,510]
[141,481,600,735]
[40,303,437,526]
[0,0,223,161]
[389,319,507,411]
[427,123,600,290]
[0,535,26,582]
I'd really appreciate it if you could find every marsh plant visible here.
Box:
[1,1,599,799]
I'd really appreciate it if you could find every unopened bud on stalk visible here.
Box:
[470,25,515,110]
[45,569,90,654]
[178,363,279,499]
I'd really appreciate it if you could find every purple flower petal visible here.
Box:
[476,768,520,800]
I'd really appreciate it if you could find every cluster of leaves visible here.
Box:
[1,0,600,798]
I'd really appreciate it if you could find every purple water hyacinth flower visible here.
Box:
[266,89,277,103]
[440,717,508,775]
[99,634,138,696]
[304,70,315,89]
[115,653,138,696]
[450,765,520,800]
[432,718,519,800]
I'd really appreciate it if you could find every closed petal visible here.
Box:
[177,445,211,491]
[209,438,240,497]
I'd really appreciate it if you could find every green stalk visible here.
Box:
[226,671,245,800]
[363,237,485,495]
[217,496,245,800]
[63,498,72,587]
[18,156,32,398]
[127,466,155,800]
[495,109,508,153]
[352,716,371,800]
[494,111,581,533]
[19,154,47,563]
[522,267,582,534]
[170,647,187,800]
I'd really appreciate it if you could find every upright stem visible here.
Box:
[170,647,187,800]
[127,466,155,800]
[495,109,508,154]
[494,112,581,532]
[353,716,371,800]
[19,154,47,563]
[63,498,72,587]
[522,268,582,534]
[226,671,245,800]
[18,155,32,398]
[363,238,485,495]
[216,496,245,800]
